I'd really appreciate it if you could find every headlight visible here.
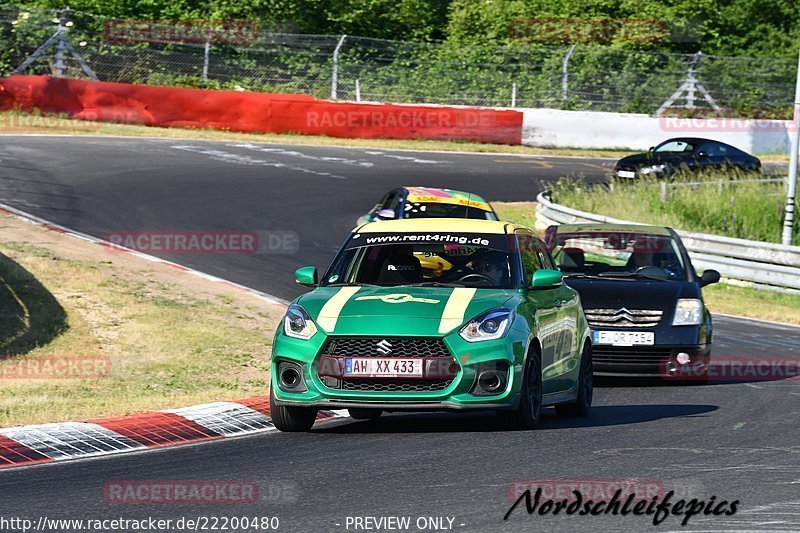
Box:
[283,304,318,340]
[672,299,703,326]
[642,164,667,174]
[459,308,513,343]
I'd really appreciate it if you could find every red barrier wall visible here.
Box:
[0,76,523,145]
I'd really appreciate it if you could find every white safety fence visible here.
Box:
[535,191,800,293]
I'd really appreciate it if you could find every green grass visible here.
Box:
[0,221,283,426]
[550,172,798,245]
[701,283,800,325]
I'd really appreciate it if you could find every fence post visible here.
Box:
[561,44,576,101]
[54,8,69,77]
[202,36,211,81]
[331,34,347,100]
[355,79,361,102]
[783,48,800,245]
[511,83,517,108]
[660,182,668,202]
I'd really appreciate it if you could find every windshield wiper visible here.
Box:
[597,272,668,281]
[403,281,465,287]
[327,282,379,287]
[563,273,604,279]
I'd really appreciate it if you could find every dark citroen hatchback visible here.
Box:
[545,223,720,378]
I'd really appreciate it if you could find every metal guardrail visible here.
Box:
[535,191,800,293]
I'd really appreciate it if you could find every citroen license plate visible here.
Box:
[593,330,654,346]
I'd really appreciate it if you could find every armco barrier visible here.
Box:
[0,75,523,144]
[535,191,800,293]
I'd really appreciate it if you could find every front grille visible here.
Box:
[322,337,450,358]
[339,378,454,392]
[585,308,663,328]
[593,346,673,365]
[318,337,456,392]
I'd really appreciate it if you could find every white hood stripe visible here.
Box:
[438,288,477,334]
[317,286,361,333]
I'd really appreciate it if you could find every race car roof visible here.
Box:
[402,186,492,211]
[357,218,520,235]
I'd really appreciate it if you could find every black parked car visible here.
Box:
[545,223,720,379]
[614,137,761,179]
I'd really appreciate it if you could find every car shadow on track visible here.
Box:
[313,403,717,434]
[0,251,67,357]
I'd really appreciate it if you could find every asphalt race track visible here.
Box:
[1,135,800,532]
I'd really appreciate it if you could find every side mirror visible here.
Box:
[376,209,396,220]
[648,146,655,152]
[700,269,720,287]
[531,269,563,289]
[295,266,318,287]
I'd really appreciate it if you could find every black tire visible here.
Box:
[556,341,593,417]
[348,408,382,420]
[497,347,542,430]
[269,388,317,432]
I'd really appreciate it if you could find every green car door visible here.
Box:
[516,231,582,394]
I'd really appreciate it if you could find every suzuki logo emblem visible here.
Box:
[375,339,393,355]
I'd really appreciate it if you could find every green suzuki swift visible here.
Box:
[270,218,593,431]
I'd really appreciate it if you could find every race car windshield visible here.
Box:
[550,232,687,281]
[322,233,514,288]
[403,202,497,221]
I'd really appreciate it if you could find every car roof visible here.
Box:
[357,218,525,235]
[401,186,492,211]
[554,223,673,236]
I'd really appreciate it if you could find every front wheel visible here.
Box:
[555,341,593,417]
[497,348,542,430]
[269,388,317,432]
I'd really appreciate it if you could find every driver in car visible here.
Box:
[467,250,509,286]
[627,240,682,278]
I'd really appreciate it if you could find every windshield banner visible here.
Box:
[347,232,509,250]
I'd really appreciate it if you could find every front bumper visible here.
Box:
[271,330,530,410]
[593,344,710,377]
[271,396,521,411]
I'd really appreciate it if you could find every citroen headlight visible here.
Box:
[672,299,703,326]
[459,308,513,342]
[283,304,318,340]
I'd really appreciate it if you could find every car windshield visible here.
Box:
[322,231,514,288]
[654,140,695,153]
[549,231,687,281]
[403,202,497,220]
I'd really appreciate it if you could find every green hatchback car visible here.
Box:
[270,218,593,431]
